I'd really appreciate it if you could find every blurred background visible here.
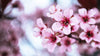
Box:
[0,0,100,56]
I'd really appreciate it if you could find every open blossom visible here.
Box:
[42,28,60,52]
[47,5,63,21]
[79,25,99,43]
[78,8,97,29]
[52,9,79,35]
[59,36,75,53]
[33,18,47,37]
[33,5,100,53]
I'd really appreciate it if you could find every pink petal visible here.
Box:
[67,46,72,52]
[52,22,63,32]
[47,12,52,17]
[88,18,96,24]
[70,38,76,43]
[36,18,46,28]
[48,11,63,21]
[94,32,100,42]
[55,36,61,43]
[79,32,86,40]
[91,42,96,47]
[42,39,56,52]
[56,5,61,11]
[64,9,73,18]
[54,11,63,21]
[63,25,71,35]
[85,38,92,43]
[78,8,87,17]
[88,8,99,18]
[49,5,56,13]
[33,27,41,37]
[47,43,57,52]
[71,25,79,32]
[91,42,100,48]
[42,39,49,47]
[80,23,90,31]
[92,25,98,33]
[59,45,67,53]
[42,28,54,37]
[60,36,68,44]
[70,16,80,25]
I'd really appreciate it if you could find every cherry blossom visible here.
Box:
[79,25,99,43]
[33,18,47,37]
[47,5,63,21]
[33,5,100,54]
[59,36,75,53]
[78,8,97,29]
[42,28,60,52]
[52,9,79,35]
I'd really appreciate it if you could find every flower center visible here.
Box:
[50,35,57,43]
[86,31,94,38]
[82,16,89,23]
[61,18,70,27]
[64,39,71,46]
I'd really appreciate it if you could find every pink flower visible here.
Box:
[79,25,98,43]
[42,28,60,52]
[33,18,47,37]
[52,9,79,35]
[78,8,97,29]
[36,18,47,29]
[47,5,63,21]
[59,36,75,53]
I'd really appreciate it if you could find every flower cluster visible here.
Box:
[33,5,100,53]
[0,20,22,56]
